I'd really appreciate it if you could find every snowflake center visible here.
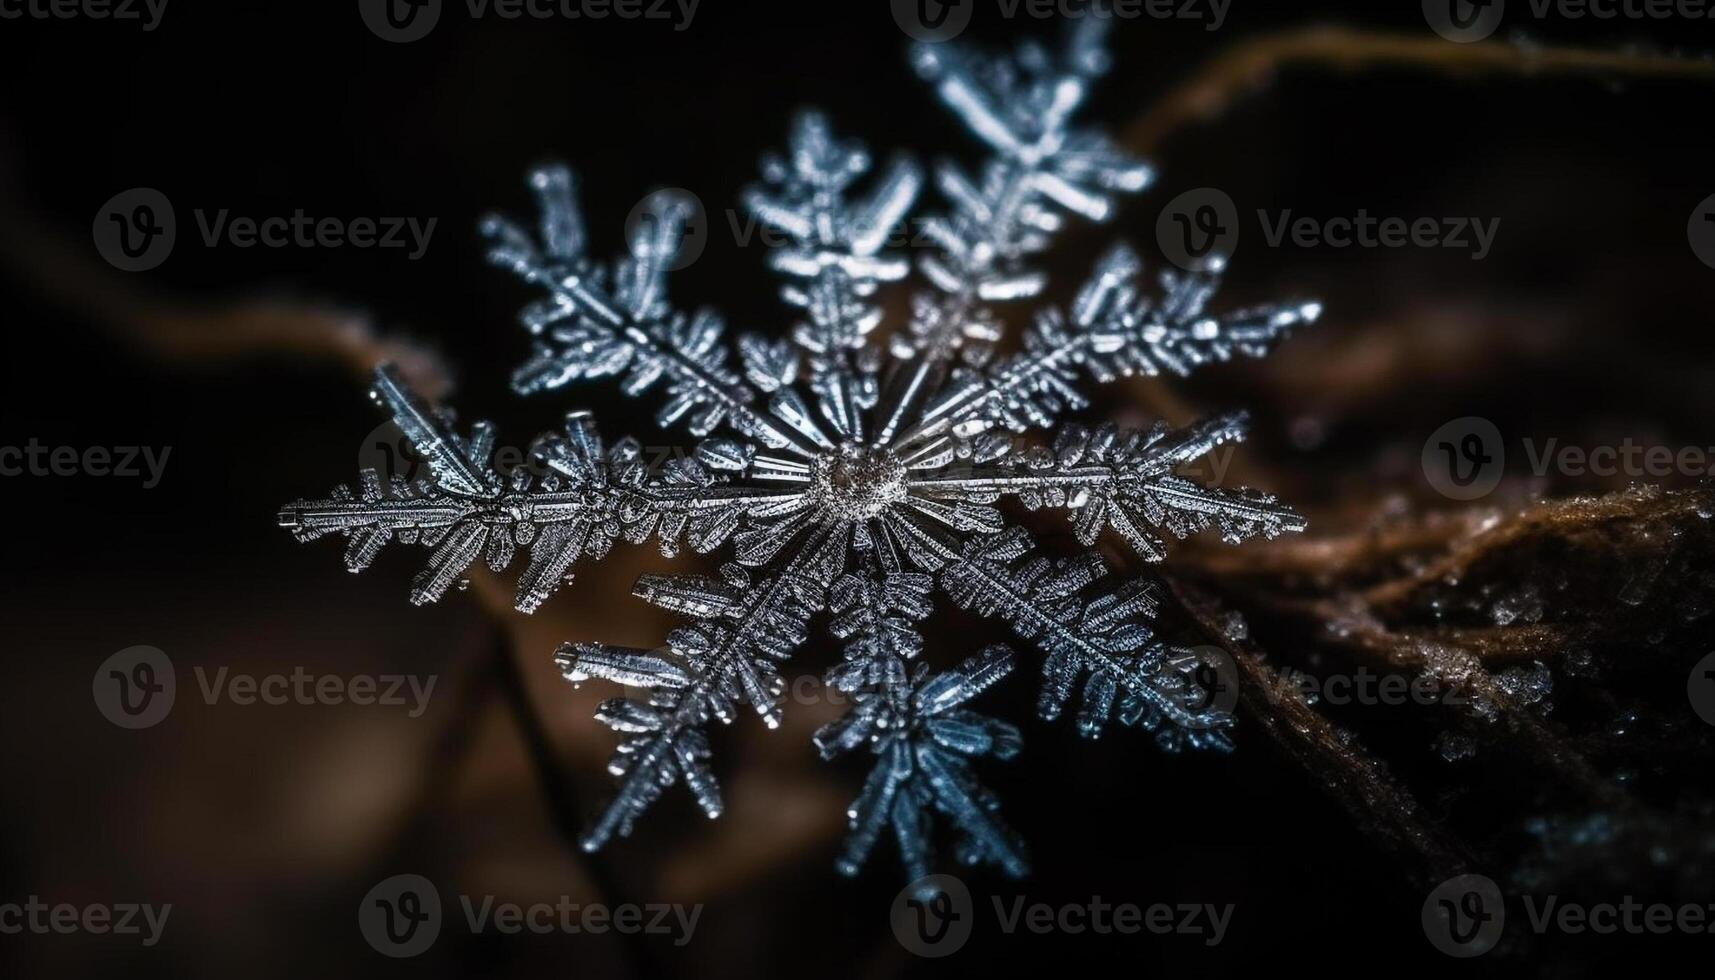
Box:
[810,444,907,521]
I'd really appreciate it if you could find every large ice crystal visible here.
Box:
[279,21,1316,886]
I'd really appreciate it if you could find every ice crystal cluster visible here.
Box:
[279,23,1318,886]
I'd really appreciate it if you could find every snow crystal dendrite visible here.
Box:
[279,21,1318,887]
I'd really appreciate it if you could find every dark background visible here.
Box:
[1,0,1713,977]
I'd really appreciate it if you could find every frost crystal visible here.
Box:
[279,23,1317,887]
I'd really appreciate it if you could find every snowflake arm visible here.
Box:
[485,168,806,450]
[936,527,1233,746]
[815,644,1028,880]
[278,365,681,612]
[744,112,922,375]
[557,528,845,849]
[892,22,1154,366]
[905,415,1307,561]
[898,244,1322,444]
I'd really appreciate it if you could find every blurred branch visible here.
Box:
[1124,24,1715,157]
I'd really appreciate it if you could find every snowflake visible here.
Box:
[278,22,1318,887]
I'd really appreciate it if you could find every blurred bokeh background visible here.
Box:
[2,1,1713,976]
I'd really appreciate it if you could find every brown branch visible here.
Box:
[1166,574,1474,886]
[1124,25,1715,158]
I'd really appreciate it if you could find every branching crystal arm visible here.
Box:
[278,366,678,612]
[817,645,1028,881]
[939,528,1234,746]
[904,417,1306,562]
[485,167,807,449]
